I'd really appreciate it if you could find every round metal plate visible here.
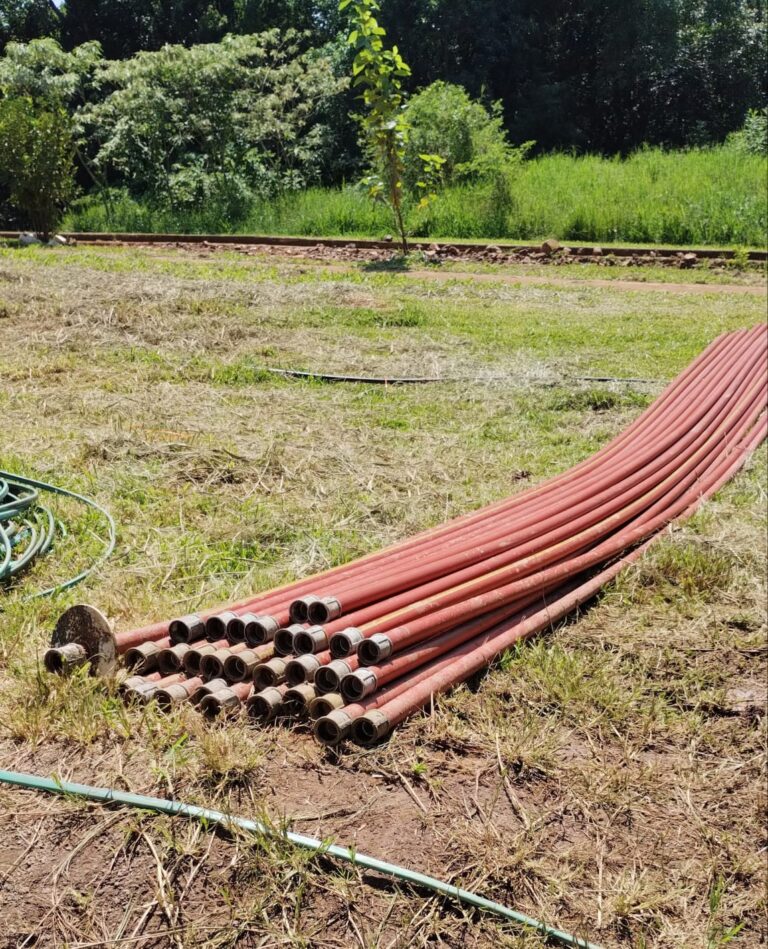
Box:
[51,604,116,676]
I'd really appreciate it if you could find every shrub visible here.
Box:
[402,81,520,189]
[79,32,346,207]
[727,108,768,156]
[0,96,76,239]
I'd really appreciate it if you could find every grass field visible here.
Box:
[0,244,766,947]
[65,147,768,247]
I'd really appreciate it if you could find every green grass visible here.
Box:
[0,245,764,947]
[64,146,768,247]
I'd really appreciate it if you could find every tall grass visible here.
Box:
[65,146,767,246]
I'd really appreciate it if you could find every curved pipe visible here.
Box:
[307,332,765,623]
[353,411,768,744]
[111,326,741,656]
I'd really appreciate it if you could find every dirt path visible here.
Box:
[72,239,766,295]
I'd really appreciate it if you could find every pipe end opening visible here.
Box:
[313,667,338,694]
[43,648,64,674]
[227,656,247,682]
[200,655,223,681]
[341,676,366,702]
[307,602,330,625]
[288,600,309,623]
[352,717,379,745]
[315,717,342,745]
[205,616,227,641]
[273,628,296,657]
[227,617,246,644]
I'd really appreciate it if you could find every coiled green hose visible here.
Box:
[0,470,115,598]
[0,769,601,948]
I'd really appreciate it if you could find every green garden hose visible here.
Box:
[0,470,115,598]
[0,769,600,948]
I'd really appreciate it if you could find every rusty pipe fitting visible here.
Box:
[313,708,357,746]
[252,657,288,690]
[282,683,317,717]
[47,605,116,676]
[314,659,354,695]
[308,692,345,719]
[273,624,302,657]
[43,642,88,674]
[340,668,378,703]
[204,611,239,643]
[155,677,203,709]
[285,654,323,686]
[190,677,228,706]
[288,595,322,624]
[307,596,342,624]
[200,648,233,682]
[329,627,363,659]
[123,639,169,675]
[292,625,328,656]
[357,633,393,665]
[241,614,281,646]
[157,643,192,676]
[182,642,219,677]
[351,710,391,745]
[246,686,286,723]
[168,614,206,644]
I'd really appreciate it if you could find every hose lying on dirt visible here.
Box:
[0,768,601,949]
[0,469,115,598]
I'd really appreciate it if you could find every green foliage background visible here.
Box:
[0,1,766,242]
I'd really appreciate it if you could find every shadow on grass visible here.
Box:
[361,254,412,273]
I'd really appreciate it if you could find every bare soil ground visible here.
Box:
[0,244,765,948]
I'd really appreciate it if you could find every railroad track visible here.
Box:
[2,230,766,261]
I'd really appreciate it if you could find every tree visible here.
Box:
[0,0,62,49]
[340,0,444,253]
[0,96,76,238]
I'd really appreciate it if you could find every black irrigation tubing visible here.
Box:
[265,367,661,386]
[0,470,115,599]
[3,231,766,261]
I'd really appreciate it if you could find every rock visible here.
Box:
[486,244,503,255]
[382,235,393,242]
[725,685,766,718]
[680,252,697,268]
[562,246,573,256]
[19,232,41,246]
[541,238,560,255]
[592,246,603,257]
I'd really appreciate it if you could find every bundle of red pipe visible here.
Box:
[46,326,767,745]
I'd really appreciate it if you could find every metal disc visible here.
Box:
[51,604,116,676]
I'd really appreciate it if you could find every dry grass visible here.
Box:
[0,243,765,948]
